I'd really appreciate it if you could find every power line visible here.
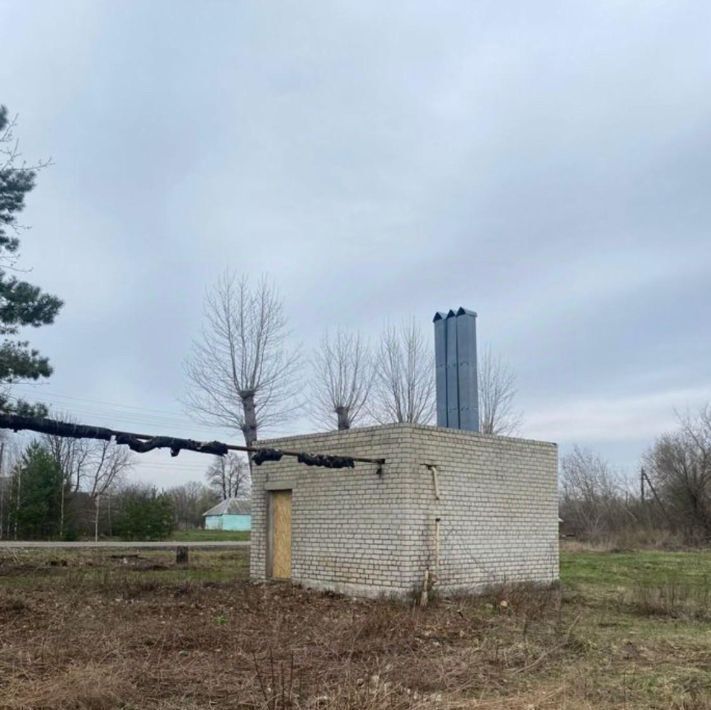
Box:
[10,385,195,419]
[11,393,203,424]
[4,395,228,436]
[127,462,211,470]
[7,386,297,441]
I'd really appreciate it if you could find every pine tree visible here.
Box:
[9,441,64,539]
[114,485,175,540]
[0,105,63,414]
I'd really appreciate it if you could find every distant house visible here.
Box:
[202,498,251,531]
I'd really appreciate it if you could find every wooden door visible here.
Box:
[270,491,292,579]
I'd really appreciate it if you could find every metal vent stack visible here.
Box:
[433,307,479,431]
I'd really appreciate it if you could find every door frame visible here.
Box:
[267,489,293,579]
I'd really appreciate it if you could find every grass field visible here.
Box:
[2,545,711,708]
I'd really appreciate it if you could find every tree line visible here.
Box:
[0,433,251,540]
[560,405,711,546]
[0,433,173,540]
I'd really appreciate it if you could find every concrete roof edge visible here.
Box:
[256,422,416,445]
[257,422,557,449]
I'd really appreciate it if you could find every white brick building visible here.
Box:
[250,423,558,598]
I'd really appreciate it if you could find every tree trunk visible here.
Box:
[0,442,5,540]
[59,480,65,540]
[336,406,351,431]
[241,392,258,472]
[94,494,100,542]
[241,392,258,447]
[13,467,21,540]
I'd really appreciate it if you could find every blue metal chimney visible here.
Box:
[433,307,479,432]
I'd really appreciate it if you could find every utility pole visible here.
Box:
[640,466,645,504]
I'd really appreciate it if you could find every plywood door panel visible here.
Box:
[271,491,292,579]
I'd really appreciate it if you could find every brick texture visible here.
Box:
[250,424,558,598]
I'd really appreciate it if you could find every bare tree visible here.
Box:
[478,347,522,436]
[86,441,134,541]
[184,273,301,450]
[41,413,93,536]
[167,481,219,530]
[371,319,435,424]
[205,453,251,500]
[645,405,711,541]
[559,446,629,539]
[310,329,373,430]
[42,414,91,493]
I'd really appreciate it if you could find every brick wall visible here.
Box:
[250,424,558,598]
[409,426,559,594]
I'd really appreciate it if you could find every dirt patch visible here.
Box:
[1,549,711,708]
[0,565,577,709]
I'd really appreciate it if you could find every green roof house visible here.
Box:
[203,498,251,531]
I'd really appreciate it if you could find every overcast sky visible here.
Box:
[1,0,710,488]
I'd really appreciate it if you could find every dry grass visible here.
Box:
[628,577,711,620]
[1,548,711,709]
[560,526,687,553]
